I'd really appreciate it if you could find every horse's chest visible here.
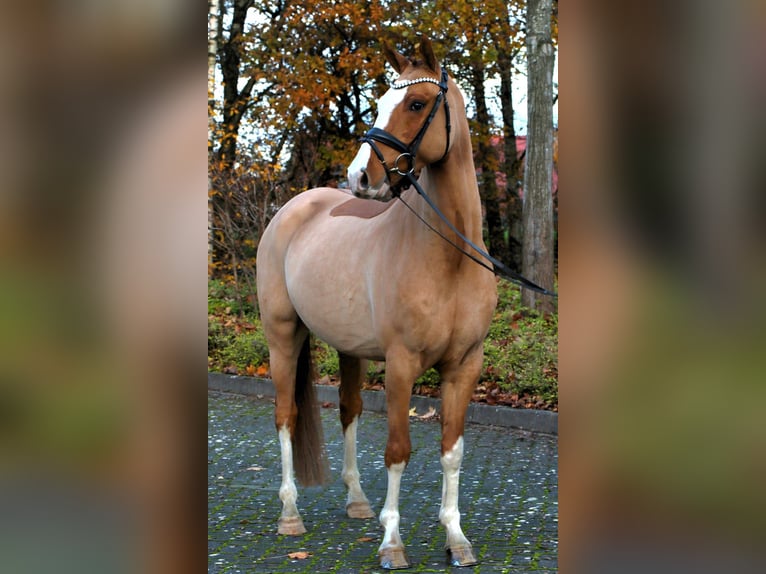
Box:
[391,289,489,346]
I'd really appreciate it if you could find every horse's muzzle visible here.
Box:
[348,168,368,194]
[348,167,392,201]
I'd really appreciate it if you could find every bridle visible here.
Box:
[359,68,557,298]
[361,68,451,197]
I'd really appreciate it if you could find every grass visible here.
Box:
[208,278,557,409]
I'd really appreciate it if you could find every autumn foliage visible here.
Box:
[208,0,558,302]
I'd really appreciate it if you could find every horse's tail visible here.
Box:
[292,336,329,486]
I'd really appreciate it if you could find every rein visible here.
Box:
[361,68,557,298]
[396,172,557,297]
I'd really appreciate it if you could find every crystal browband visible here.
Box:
[391,77,443,89]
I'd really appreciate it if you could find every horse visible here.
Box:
[256,38,497,570]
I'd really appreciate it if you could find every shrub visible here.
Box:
[480,282,558,403]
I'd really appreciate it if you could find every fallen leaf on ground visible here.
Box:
[409,406,438,420]
[357,536,374,542]
[288,551,312,560]
[246,466,263,471]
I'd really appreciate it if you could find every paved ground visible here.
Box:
[208,392,558,573]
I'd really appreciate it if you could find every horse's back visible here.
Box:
[258,187,353,269]
[261,187,350,243]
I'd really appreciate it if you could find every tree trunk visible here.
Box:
[522,0,556,312]
[217,0,255,170]
[470,59,510,265]
[208,0,220,268]
[498,48,524,272]
[210,0,255,270]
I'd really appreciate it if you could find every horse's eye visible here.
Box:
[409,101,425,112]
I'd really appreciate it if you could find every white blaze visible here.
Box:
[348,86,407,194]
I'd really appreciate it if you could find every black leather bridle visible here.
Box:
[360,68,451,197]
[359,68,557,297]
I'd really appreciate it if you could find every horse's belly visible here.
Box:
[285,255,384,360]
[307,315,383,359]
[293,294,383,359]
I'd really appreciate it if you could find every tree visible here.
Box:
[217,0,257,171]
[208,0,392,281]
[492,3,525,272]
[469,57,509,265]
[522,0,556,311]
[209,0,222,267]
[208,0,559,311]
[431,0,525,267]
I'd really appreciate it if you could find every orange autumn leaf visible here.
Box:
[288,551,312,560]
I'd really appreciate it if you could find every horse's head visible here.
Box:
[348,38,454,201]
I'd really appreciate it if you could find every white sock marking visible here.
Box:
[379,461,406,552]
[342,416,370,507]
[278,424,300,519]
[439,436,471,550]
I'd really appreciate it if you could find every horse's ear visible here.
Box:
[418,37,440,74]
[382,42,410,74]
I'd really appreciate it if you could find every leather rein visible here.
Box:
[360,69,557,298]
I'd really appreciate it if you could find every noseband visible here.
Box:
[360,68,451,197]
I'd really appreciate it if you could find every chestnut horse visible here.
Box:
[256,39,497,569]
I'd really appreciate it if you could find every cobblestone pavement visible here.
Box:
[208,392,558,573]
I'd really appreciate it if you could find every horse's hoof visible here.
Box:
[346,501,375,519]
[447,545,478,567]
[277,516,307,536]
[379,546,411,570]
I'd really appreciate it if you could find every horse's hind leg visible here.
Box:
[267,319,310,536]
[338,353,374,519]
[437,353,483,567]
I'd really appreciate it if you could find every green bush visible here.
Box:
[314,339,340,378]
[208,278,256,317]
[480,282,558,403]
[208,316,270,372]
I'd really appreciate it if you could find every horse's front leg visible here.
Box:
[339,353,375,519]
[377,352,417,570]
[437,354,483,567]
[439,436,476,566]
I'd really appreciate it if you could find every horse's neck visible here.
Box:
[415,143,484,246]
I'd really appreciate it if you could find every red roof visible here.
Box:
[486,134,558,197]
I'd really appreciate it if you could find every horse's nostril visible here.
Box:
[360,171,369,189]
